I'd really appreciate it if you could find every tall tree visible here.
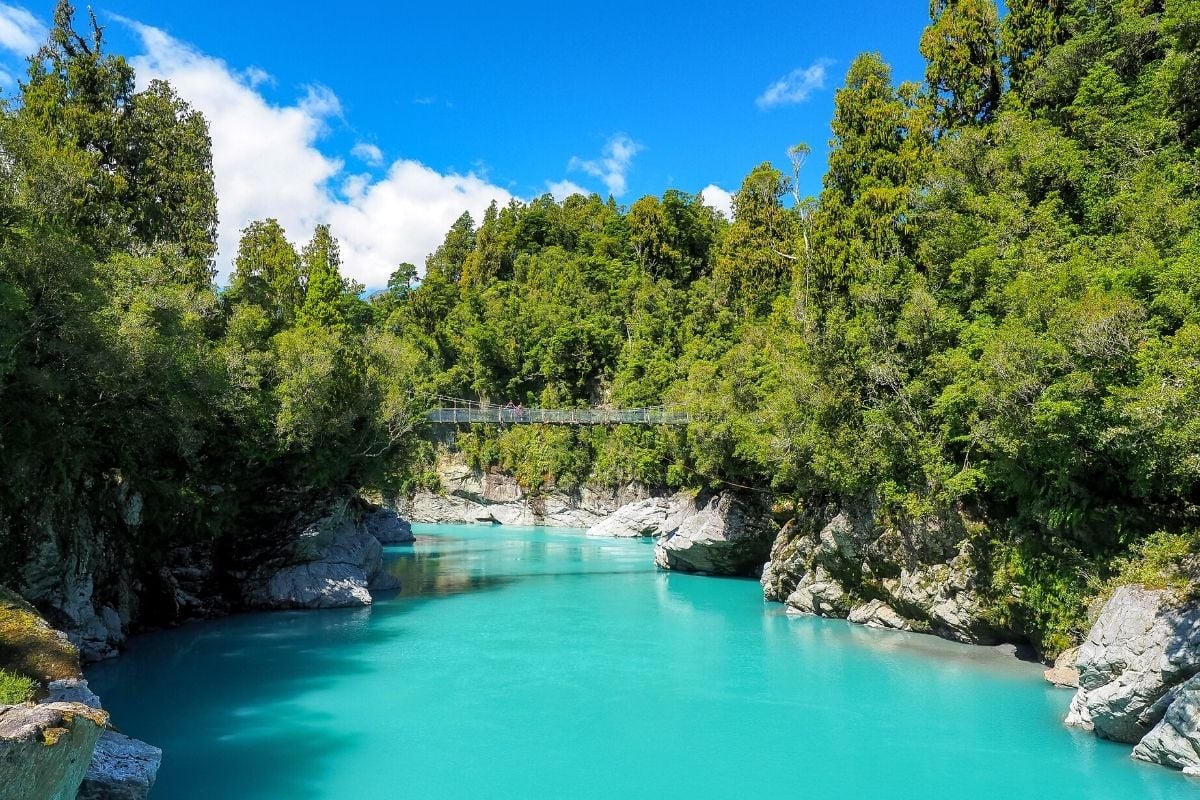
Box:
[227,219,302,326]
[920,0,1003,128]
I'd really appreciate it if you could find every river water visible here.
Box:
[88,524,1195,799]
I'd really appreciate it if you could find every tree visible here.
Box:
[227,219,302,326]
[298,224,348,328]
[714,163,795,315]
[920,0,1003,128]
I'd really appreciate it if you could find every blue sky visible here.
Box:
[0,1,932,287]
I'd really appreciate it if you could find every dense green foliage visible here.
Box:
[0,3,423,592]
[1,1,1197,654]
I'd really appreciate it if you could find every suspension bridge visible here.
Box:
[426,395,691,426]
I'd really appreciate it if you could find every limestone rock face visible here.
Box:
[77,731,163,800]
[1131,672,1200,774]
[848,599,913,631]
[653,493,777,576]
[244,507,402,609]
[586,498,673,538]
[0,702,107,800]
[401,452,652,529]
[760,501,1001,645]
[363,508,414,544]
[1065,586,1200,745]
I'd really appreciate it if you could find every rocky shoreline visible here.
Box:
[7,460,1198,794]
[1,499,416,800]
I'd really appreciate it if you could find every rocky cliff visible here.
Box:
[1065,585,1200,775]
[759,500,1003,644]
[400,451,653,528]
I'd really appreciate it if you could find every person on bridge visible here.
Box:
[515,403,525,422]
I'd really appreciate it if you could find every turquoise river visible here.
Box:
[89,524,1196,799]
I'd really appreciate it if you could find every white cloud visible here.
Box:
[700,184,734,219]
[546,179,589,201]
[567,133,641,197]
[126,22,512,288]
[0,3,44,57]
[351,142,384,166]
[756,59,833,110]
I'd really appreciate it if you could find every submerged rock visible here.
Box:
[653,492,776,576]
[1065,586,1200,745]
[0,702,108,800]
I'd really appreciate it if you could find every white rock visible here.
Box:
[586,498,672,538]
[1065,585,1200,744]
[654,492,776,576]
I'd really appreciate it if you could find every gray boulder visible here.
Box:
[44,670,162,798]
[586,498,672,538]
[1065,585,1200,744]
[847,599,913,631]
[77,731,162,800]
[46,679,101,710]
[654,492,776,576]
[0,702,108,800]
[363,508,414,544]
[245,511,401,609]
[1133,672,1200,775]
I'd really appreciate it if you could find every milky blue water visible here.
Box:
[88,524,1196,799]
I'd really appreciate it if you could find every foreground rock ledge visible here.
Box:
[0,702,108,800]
[1065,584,1200,774]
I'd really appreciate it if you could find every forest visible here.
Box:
[2,0,1199,654]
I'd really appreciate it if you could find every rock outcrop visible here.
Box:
[45,678,162,799]
[760,502,1001,644]
[1065,586,1200,747]
[653,492,776,576]
[401,452,651,528]
[1043,646,1080,689]
[0,702,108,800]
[17,487,140,662]
[846,599,913,631]
[77,731,163,800]
[363,508,415,544]
[242,503,402,610]
[586,497,672,538]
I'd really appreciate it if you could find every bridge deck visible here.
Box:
[426,407,689,426]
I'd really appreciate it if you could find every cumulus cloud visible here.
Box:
[700,184,734,219]
[351,142,384,166]
[567,133,641,197]
[756,59,833,110]
[546,179,589,201]
[0,3,44,57]
[124,21,511,288]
